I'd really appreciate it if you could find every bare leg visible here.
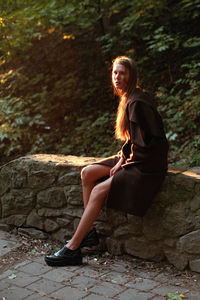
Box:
[81,164,111,209]
[66,176,113,250]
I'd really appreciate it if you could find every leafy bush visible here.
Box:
[0,0,199,167]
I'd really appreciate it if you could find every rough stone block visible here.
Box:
[44,219,59,232]
[164,248,188,270]
[10,170,27,189]
[190,195,200,212]
[106,209,127,226]
[164,238,176,247]
[37,187,66,208]
[26,209,44,229]
[28,170,55,188]
[0,154,200,273]
[95,221,114,236]
[0,167,14,195]
[51,227,74,242]
[1,189,35,217]
[106,237,123,255]
[189,258,200,273]
[179,230,200,254]
[56,217,71,227]
[58,171,80,185]
[63,207,83,218]
[37,207,65,217]
[162,205,194,237]
[18,227,48,239]
[0,177,10,195]
[174,173,196,191]
[64,185,82,205]
[195,182,200,193]
[124,236,164,261]
[143,209,166,240]
[113,224,142,237]
[4,215,27,227]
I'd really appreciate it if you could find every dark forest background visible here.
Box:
[0,0,199,168]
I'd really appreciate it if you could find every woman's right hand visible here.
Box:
[110,157,124,177]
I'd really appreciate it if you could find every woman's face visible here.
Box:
[112,63,130,93]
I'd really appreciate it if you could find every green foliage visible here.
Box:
[62,112,122,157]
[0,0,199,167]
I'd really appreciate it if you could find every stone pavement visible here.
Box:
[0,230,200,300]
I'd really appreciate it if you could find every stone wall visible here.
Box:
[0,154,200,273]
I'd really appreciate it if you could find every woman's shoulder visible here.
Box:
[127,89,160,123]
[129,88,156,108]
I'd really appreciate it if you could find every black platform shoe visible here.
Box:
[45,246,82,267]
[66,228,99,248]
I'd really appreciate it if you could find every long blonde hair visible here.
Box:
[113,56,138,141]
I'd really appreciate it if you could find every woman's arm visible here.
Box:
[110,156,124,177]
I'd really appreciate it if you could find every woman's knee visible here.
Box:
[81,164,111,186]
[81,165,94,185]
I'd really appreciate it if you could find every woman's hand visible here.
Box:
[110,157,124,177]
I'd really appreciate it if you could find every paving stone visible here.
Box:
[82,294,113,300]
[109,261,130,273]
[151,296,166,300]
[153,272,170,283]
[24,294,53,300]
[0,286,32,300]
[125,278,159,291]
[119,288,154,300]
[153,284,188,297]
[135,270,159,280]
[100,271,130,285]
[0,279,11,291]
[89,281,125,297]
[70,275,99,289]
[31,255,46,264]
[17,261,50,276]
[79,266,109,278]
[50,285,88,300]
[0,238,20,256]
[0,223,10,232]
[0,230,19,242]
[185,291,200,300]
[42,268,75,283]
[0,269,16,280]
[14,260,32,270]
[0,230,200,300]
[27,278,64,294]
[3,271,39,288]
[132,269,159,280]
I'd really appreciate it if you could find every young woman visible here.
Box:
[45,56,169,266]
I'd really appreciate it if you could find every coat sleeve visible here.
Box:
[128,101,165,138]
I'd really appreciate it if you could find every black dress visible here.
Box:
[95,88,169,217]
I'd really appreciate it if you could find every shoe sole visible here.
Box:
[44,257,82,267]
[81,245,99,255]
[81,240,99,248]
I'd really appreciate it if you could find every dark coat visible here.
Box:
[96,88,169,217]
